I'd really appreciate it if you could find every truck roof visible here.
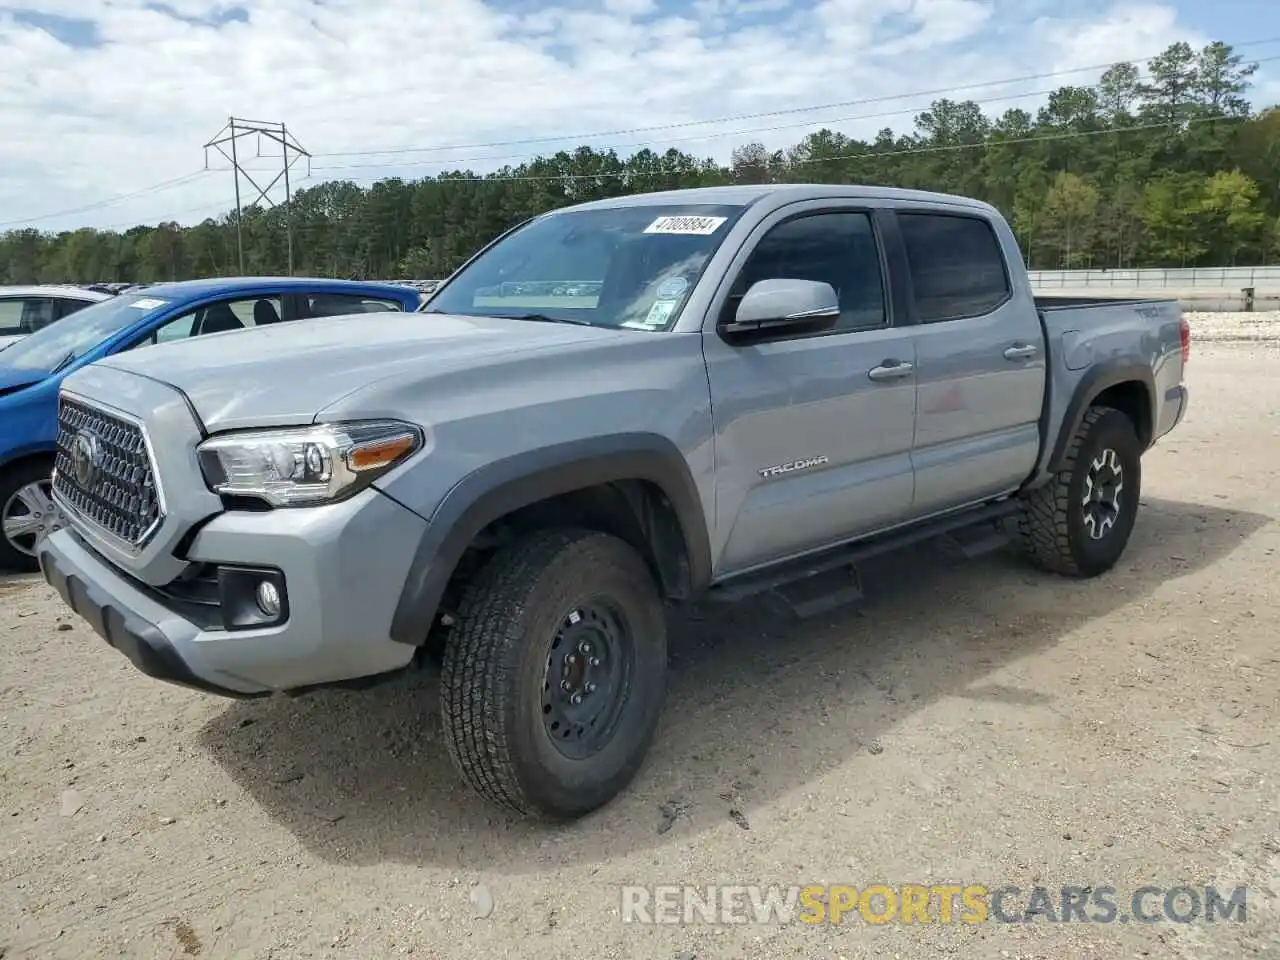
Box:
[558,183,998,215]
[134,277,421,301]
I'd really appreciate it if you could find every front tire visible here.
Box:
[439,528,668,819]
[1015,406,1142,577]
[0,459,59,573]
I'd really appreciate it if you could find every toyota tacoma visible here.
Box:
[37,184,1189,820]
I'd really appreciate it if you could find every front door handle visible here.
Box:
[1003,343,1039,360]
[868,360,914,382]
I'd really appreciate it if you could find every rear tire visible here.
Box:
[439,528,667,819]
[1015,406,1142,577]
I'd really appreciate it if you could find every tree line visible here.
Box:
[2,40,1278,285]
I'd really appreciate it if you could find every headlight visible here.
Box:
[197,420,424,507]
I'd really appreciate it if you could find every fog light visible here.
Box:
[255,580,282,618]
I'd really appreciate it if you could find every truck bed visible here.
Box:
[1034,295,1178,310]
[1033,295,1187,484]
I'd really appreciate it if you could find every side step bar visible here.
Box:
[708,498,1020,617]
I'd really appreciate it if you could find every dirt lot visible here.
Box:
[3,331,1280,959]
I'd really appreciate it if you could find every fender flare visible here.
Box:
[388,433,712,646]
[1048,361,1156,473]
[0,443,57,474]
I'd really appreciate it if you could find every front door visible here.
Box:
[703,206,918,576]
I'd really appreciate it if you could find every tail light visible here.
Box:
[1180,316,1191,364]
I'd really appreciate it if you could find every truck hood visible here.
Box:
[93,311,636,430]
[0,334,24,351]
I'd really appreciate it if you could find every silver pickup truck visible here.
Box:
[38,184,1189,820]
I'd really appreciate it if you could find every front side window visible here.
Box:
[140,296,286,348]
[727,212,887,331]
[0,297,56,336]
[898,213,1011,322]
[424,204,747,331]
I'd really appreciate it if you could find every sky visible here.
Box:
[1,0,1278,234]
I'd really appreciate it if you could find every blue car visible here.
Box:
[0,277,423,569]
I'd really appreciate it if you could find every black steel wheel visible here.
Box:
[440,528,667,819]
[540,600,635,761]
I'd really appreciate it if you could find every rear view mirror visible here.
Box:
[720,278,839,340]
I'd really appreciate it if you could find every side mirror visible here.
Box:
[720,278,840,340]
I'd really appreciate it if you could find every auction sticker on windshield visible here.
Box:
[644,215,727,236]
[129,298,170,310]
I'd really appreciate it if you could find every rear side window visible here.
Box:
[302,294,403,318]
[898,213,1010,322]
[56,298,95,320]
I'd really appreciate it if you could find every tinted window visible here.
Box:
[302,293,403,318]
[425,204,746,331]
[730,212,886,331]
[56,298,95,320]
[898,213,1010,322]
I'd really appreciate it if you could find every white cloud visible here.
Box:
[1031,2,1200,73]
[0,0,1225,231]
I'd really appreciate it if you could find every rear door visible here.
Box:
[896,208,1046,515]
[703,203,918,575]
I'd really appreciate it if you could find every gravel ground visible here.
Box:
[1186,310,1280,344]
[3,322,1280,959]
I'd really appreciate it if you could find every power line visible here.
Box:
[312,36,1280,160]
[6,36,1276,231]
[317,114,1255,187]
[309,55,1280,174]
[0,170,211,229]
[95,200,229,231]
[35,112,1263,231]
[310,86,1070,172]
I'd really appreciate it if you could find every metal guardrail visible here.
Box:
[1027,266,1280,289]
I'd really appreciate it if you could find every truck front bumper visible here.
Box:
[38,488,428,698]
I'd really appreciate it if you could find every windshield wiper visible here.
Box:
[420,309,593,326]
[501,312,593,327]
[48,350,78,374]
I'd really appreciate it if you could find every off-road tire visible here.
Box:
[0,459,55,573]
[1014,405,1142,577]
[439,528,667,819]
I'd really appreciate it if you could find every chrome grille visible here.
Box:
[53,395,163,547]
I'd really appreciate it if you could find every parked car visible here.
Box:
[38,185,1189,820]
[0,277,421,569]
[0,285,115,351]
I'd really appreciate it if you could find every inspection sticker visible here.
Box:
[643,299,678,326]
[643,215,727,236]
[656,276,689,299]
[129,298,169,309]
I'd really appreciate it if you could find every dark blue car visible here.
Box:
[0,277,422,569]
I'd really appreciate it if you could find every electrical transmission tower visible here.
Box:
[203,117,311,275]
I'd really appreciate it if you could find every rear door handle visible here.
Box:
[1003,343,1039,360]
[868,360,914,382]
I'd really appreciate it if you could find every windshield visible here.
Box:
[0,293,170,373]
[424,203,746,330]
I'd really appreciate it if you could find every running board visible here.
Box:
[709,499,1020,615]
